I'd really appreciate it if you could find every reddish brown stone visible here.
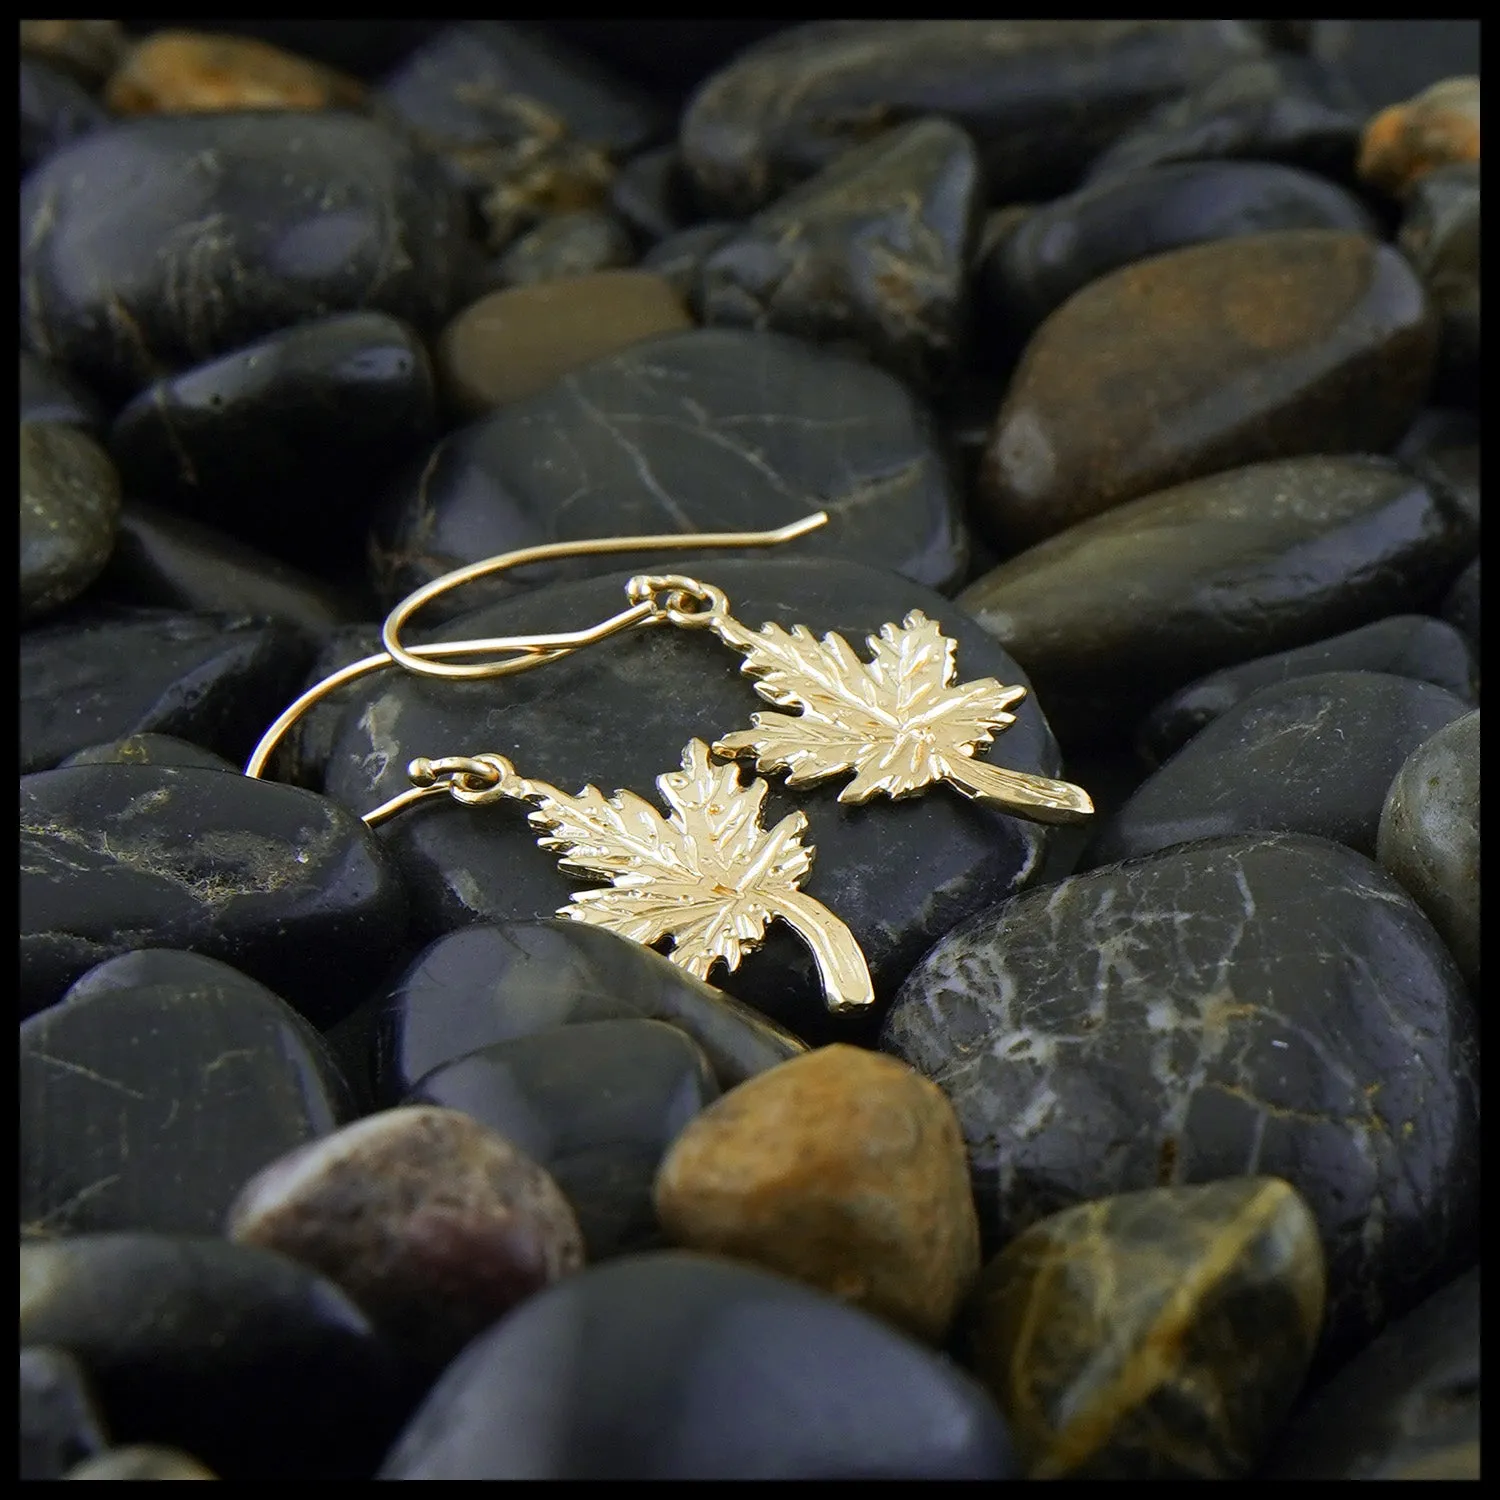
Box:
[652,1043,979,1343]
[225,1106,583,1371]
[978,229,1437,550]
[105,30,366,116]
[1357,77,1480,201]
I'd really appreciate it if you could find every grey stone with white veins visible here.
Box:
[367,326,969,610]
[323,557,1060,1044]
[881,832,1479,1366]
[1377,709,1479,987]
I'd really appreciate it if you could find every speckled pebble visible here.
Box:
[226,1106,585,1371]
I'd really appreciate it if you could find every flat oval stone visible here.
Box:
[1357,75,1479,200]
[21,1347,110,1481]
[1082,54,1367,185]
[881,832,1480,1363]
[377,21,662,195]
[1137,615,1479,767]
[434,271,691,416]
[20,1233,406,1479]
[978,231,1438,550]
[59,734,241,773]
[21,349,105,432]
[405,1018,719,1259]
[19,762,409,1021]
[1088,671,1475,865]
[20,975,354,1235]
[20,608,317,773]
[969,1179,1325,1478]
[20,56,108,173]
[59,945,297,1006]
[62,1446,219,1480]
[983,161,1378,336]
[371,329,969,607]
[1261,1267,1478,1478]
[958,456,1476,747]
[1441,558,1480,663]
[681,20,1265,216]
[226,1106,584,1373]
[379,1250,1018,1478]
[654,1044,979,1343]
[20,422,121,624]
[96,501,357,638]
[1398,163,1479,399]
[362,920,807,1104]
[323,558,1058,1041]
[104,29,366,115]
[491,209,636,288]
[107,313,438,573]
[1376,709,1479,987]
[700,116,981,389]
[20,111,465,399]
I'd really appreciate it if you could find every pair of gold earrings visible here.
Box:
[245,514,1093,1015]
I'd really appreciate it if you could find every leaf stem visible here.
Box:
[770,889,876,1013]
[942,756,1095,825]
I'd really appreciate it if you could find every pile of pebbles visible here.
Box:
[20,19,1478,1480]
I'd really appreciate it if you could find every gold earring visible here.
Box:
[243,513,1092,1015]
[372,517,1095,827]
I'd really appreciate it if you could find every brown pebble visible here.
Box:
[969,1178,1325,1479]
[436,270,693,414]
[224,1106,584,1371]
[1357,76,1480,201]
[652,1043,979,1343]
[63,1444,218,1479]
[978,229,1436,549]
[104,30,365,116]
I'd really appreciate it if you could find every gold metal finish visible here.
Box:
[243,506,1092,1014]
[707,608,1095,826]
[379,513,830,683]
[371,739,875,1015]
[242,513,830,779]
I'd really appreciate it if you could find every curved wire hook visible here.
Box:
[243,512,830,780]
[379,512,828,683]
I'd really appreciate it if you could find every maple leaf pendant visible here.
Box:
[710,609,1094,826]
[453,739,875,1015]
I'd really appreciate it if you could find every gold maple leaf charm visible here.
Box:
[712,610,1094,825]
[440,739,874,1014]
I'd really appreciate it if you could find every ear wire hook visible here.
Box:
[242,512,830,781]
